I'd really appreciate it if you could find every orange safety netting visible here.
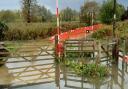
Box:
[52,24,102,55]
[50,24,102,42]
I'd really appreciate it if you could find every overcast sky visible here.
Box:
[0,0,127,13]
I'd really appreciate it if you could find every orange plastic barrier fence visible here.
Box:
[50,24,102,42]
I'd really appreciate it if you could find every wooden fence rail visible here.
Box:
[64,39,98,58]
[0,41,56,88]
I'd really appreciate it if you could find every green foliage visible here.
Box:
[116,21,128,38]
[32,5,53,22]
[0,10,16,22]
[66,52,92,58]
[80,1,100,25]
[60,22,85,32]
[92,21,128,39]
[100,0,125,24]
[0,10,24,22]
[0,22,8,41]
[66,52,80,58]
[21,0,53,23]
[2,22,85,41]
[4,23,56,40]
[121,8,128,20]
[60,7,79,21]
[21,0,39,23]
[65,60,109,78]
[92,27,112,39]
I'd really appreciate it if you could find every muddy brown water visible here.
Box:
[0,57,128,89]
[0,40,128,89]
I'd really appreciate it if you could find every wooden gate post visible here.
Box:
[55,35,59,59]
[96,41,101,65]
[112,38,119,64]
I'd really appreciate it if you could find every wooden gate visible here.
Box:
[0,40,56,88]
[63,39,97,58]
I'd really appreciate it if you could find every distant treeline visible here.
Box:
[0,0,127,25]
[121,7,128,21]
[0,0,128,41]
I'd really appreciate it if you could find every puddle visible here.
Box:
[0,57,128,89]
[0,40,128,89]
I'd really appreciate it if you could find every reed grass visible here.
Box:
[4,22,85,41]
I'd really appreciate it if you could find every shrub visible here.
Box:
[0,21,8,41]
[92,25,112,39]
[65,60,109,78]
[116,20,128,38]
[91,21,128,39]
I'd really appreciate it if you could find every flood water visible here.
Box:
[0,56,128,89]
[0,40,128,89]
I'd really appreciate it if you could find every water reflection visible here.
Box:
[60,59,128,89]
[0,58,128,89]
[1,55,128,88]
